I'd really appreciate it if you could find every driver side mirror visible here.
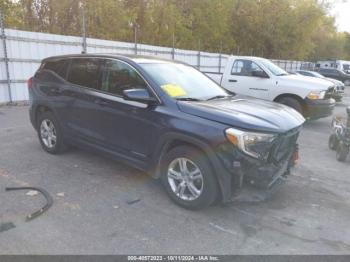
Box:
[252,70,269,78]
[123,89,158,104]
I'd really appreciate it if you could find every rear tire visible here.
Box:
[37,111,67,154]
[336,142,349,162]
[278,97,303,115]
[328,134,339,150]
[161,145,218,210]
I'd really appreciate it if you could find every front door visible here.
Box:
[64,57,105,143]
[222,59,271,100]
[89,59,161,163]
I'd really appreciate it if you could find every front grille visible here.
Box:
[271,128,300,162]
[325,86,335,99]
[338,85,345,91]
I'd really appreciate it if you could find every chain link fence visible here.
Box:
[271,60,315,72]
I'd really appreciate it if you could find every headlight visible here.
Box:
[225,128,276,159]
[307,90,326,100]
[337,83,345,90]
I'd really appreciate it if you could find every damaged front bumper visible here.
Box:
[215,128,300,204]
[230,156,292,203]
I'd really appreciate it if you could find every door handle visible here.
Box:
[94,99,109,106]
[229,79,237,82]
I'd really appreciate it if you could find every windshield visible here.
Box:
[140,63,229,100]
[309,71,325,78]
[260,59,288,76]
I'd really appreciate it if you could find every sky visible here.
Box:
[331,0,350,33]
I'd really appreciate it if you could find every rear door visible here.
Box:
[64,57,105,142]
[222,59,271,100]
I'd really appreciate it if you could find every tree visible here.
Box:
[1,0,349,60]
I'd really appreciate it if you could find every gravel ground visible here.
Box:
[0,90,349,255]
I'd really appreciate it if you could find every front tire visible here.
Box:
[336,142,349,162]
[161,145,219,210]
[278,97,303,115]
[37,111,66,154]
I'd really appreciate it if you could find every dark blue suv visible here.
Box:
[28,54,305,209]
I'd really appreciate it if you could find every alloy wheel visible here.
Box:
[40,119,57,149]
[167,157,204,201]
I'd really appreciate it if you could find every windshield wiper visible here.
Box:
[276,73,288,76]
[206,95,231,101]
[176,97,202,101]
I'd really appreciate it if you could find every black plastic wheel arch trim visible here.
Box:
[5,187,53,222]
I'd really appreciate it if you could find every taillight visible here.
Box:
[27,77,33,89]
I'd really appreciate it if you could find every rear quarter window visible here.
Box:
[41,59,69,79]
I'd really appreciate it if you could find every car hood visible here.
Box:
[325,77,344,86]
[177,96,305,133]
[278,74,333,90]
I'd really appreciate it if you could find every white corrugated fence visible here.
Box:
[0,28,313,104]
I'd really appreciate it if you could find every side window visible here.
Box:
[67,58,101,89]
[231,60,244,75]
[231,59,265,77]
[42,60,68,79]
[101,60,148,96]
[251,62,264,74]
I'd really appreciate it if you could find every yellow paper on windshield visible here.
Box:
[161,84,186,98]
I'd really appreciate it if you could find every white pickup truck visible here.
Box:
[206,56,335,119]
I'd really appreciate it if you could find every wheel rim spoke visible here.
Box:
[178,158,188,173]
[190,168,201,180]
[43,120,49,131]
[176,182,186,198]
[47,137,52,147]
[187,182,200,198]
[168,169,182,180]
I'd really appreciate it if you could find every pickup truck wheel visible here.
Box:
[161,146,218,210]
[278,97,303,114]
[37,112,67,154]
[336,142,349,162]
[328,134,339,150]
